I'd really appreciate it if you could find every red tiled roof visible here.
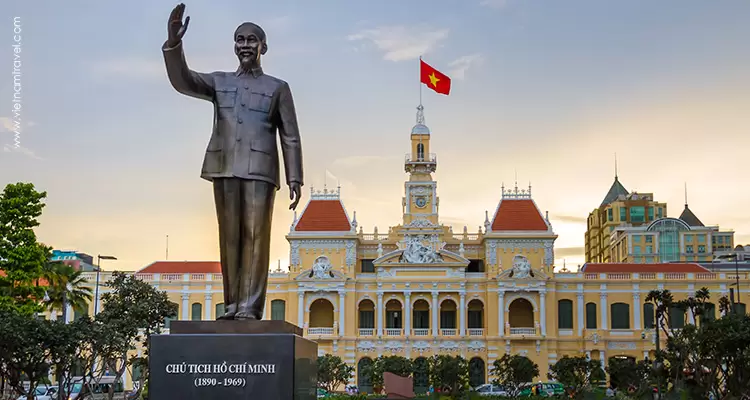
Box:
[137,261,221,274]
[491,199,548,231]
[294,200,351,231]
[0,270,50,285]
[582,263,710,273]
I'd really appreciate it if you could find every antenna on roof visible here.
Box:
[166,234,169,261]
[684,182,688,206]
[614,153,618,179]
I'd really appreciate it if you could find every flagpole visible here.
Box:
[419,55,423,107]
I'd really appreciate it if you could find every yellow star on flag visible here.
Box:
[429,72,440,87]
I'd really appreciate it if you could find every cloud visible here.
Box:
[0,117,14,132]
[449,54,483,80]
[555,246,585,258]
[347,26,449,62]
[3,144,41,160]
[551,214,587,224]
[480,0,510,9]
[331,155,400,168]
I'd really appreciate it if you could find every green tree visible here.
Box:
[316,354,353,393]
[548,356,604,399]
[43,262,92,322]
[93,272,178,400]
[428,354,469,397]
[362,355,413,391]
[0,183,51,314]
[0,309,54,400]
[606,357,652,393]
[490,354,539,398]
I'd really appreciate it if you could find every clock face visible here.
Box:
[414,196,427,208]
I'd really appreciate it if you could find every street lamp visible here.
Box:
[95,255,117,314]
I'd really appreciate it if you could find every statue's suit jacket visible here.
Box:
[162,41,303,189]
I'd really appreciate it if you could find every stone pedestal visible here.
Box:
[149,320,317,400]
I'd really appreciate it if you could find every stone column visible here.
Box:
[600,291,608,330]
[181,293,189,320]
[297,292,305,327]
[66,304,74,323]
[377,292,384,336]
[498,291,505,336]
[404,292,411,337]
[687,308,695,325]
[539,292,547,336]
[577,293,585,335]
[339,292,346,337]
[643,351,649,360]
[459,292,466,336]
[203,293,212,320]
[633,292,642,330]
[600,350,606,371]
[431,291,439,336]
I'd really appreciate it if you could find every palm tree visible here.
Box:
[43,262,92,322]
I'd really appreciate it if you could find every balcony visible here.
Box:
[358,328,374,336]
[385,328,403,336]
[404,153,437,163]
[440,328,457,336]
[412,329,430,336]
[468,328,484,337]
[307,327,335,336]
[509,327,537,336]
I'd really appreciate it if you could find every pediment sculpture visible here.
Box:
[510,255,533,279]
[310,256,334,279]
[399,235,443,264]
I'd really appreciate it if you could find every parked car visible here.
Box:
[519,382,565,397]
[474,383,509,396]
[16,385,57,400]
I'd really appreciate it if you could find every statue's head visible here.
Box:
[234,22,267,70]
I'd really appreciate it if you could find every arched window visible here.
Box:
[416,143,425,160]
[469,357,485,387]
[413,357,429,394]
[646,218,690,262]
[585,302,597,329]
[271,299,286,321]
[643,303,655,329]
[191,302,203,321]
[558,299,573,329]
[610,303,630,329]
[357,358,373,393]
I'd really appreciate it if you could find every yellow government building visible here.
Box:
[68,108,745,391]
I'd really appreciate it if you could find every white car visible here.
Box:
[474,384,509,396]
[16,386,57,400]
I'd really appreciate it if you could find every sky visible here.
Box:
[1,0,749,272]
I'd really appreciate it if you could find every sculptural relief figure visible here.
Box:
[400,235,442,264]
[511,255,532,278]
[162,4,304,320]
[311,256,333,279]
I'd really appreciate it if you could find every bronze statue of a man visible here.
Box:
[162,4,303,320]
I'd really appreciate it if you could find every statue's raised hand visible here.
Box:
[167,3,190,47]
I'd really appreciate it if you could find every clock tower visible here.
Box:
[403,105,439,227]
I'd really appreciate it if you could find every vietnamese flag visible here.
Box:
[420,59,451,95]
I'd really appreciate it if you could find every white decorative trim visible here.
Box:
[345,240,356,267]
[485,240,497,266]
[505,294,539,312]
[467,340,486,352]
[384,341,404,354]
[357,341,376,353]
[306,293,337,311]
[412,341,431,354]
[439,341,460,352]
